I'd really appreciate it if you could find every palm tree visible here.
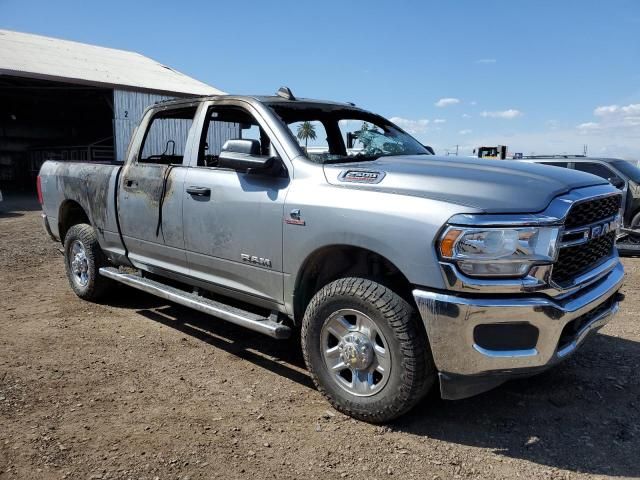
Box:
[296,121,317,151]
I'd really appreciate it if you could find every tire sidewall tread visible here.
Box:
[301,277,435,423]
[63,223,111,301]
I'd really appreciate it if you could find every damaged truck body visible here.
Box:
[38,89,624,422]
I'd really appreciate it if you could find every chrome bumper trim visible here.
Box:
[472,345,538,358]
[413,261,624,378]
[556,301,620,358]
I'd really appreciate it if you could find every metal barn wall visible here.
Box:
[113,90,173,161]
[113,90,239,162]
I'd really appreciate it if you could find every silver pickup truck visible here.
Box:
[38,88,625,422]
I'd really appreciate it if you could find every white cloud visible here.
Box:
[577,122,601,131]
[475,58,497,64]
[433,118,446,124]
[592,103,640,128]
[594,105,620,116]
[430,101,640,159]
[458,129,473,135]
[480,109,523,119]
[462,113,471,119]
[435,97,460,108]
[390,116,430,134]
[470,101,478,106]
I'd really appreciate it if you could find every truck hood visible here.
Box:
[323,155,608,213]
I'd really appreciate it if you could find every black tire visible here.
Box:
[624,212,640,246]
[63,223,112,301]
[301,277,435,423]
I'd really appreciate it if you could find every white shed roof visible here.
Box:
[0,29,224,96]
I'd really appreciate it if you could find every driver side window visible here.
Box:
[198,107,280,168]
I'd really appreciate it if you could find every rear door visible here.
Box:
[182,102,290,306]
[117,105,198,276]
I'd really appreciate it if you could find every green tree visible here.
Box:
[296,121,317,151]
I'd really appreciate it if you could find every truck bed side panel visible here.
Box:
[39,160,125,258]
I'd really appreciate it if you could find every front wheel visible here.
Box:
[301,277,435,423]
[63,223,113,301]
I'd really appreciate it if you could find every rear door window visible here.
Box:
[139,107,197,165]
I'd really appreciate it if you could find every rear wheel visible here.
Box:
[301,277,435,423]
[63,223,113,300]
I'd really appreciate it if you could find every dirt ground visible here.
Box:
[1,194,639,480]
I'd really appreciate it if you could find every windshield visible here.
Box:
[269,104,430,164]
[611,160,640,183]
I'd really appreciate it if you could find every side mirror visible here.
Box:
[609,177,625,189]
[218,139,275,174]
[423,145,435,155]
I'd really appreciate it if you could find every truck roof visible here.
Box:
[154,94,359,110]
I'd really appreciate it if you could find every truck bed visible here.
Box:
[38,160,126,259]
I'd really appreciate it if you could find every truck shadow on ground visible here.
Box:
[111,289,639,477]
[108,290,312,389]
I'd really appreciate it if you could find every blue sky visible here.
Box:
[2,0,639,158]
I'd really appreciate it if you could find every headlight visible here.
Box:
[438,226,560,277]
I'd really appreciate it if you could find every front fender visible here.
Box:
[282,181,477,313]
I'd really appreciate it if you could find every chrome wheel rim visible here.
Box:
[69,240,89,287]
[320,308,391,397]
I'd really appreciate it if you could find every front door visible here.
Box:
[182,104,290,305]
[117,106,198,275]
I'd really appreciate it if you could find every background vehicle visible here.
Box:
[517,155,640,228]
[474,145,507,159]
[37,90,624,422]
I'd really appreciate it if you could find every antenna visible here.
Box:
[276,86,296,100]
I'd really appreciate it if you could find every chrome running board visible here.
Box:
[99,267,291,339]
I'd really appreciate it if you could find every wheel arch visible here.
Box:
[293,244,414,323]
[58,200,91,243]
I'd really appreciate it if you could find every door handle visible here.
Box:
[125,178,138,188]
[187,186,211,197]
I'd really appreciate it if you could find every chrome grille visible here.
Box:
[552,194,621,286]
[563,195,621,228]
[552,232,616,285]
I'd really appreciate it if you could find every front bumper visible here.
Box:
[413,261,624,400]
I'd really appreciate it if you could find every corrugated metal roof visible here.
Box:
[0,29,224,96]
